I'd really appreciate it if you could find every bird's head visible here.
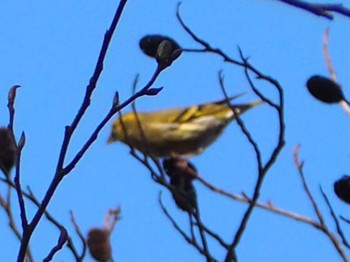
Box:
[107,113,136,144]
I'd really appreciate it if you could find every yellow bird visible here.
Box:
[108,96,263,157]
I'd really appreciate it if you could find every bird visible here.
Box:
[107,95,263,158]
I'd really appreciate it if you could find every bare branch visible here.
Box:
[70,211,87,261]
[276,0,350,19]
[16,2,129,260]
[176,8,286,261]
[218,71,262,169]
[320,187,350,249]
[14,132,28,230]
[0,177,80,260]
[196,175,323,230]
[322,28,337,81]
[158,192,218,262]
[176,3,244,67]
[293,145,349,261]
[103,207,122,234]
[0,191,34,262]
[43,226,68,262]
[293,145,326,226]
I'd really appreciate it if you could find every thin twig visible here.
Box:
[196,175,323,230]
[103,207,122,233]
[218,71,262,169]
[0,177,80,260]
[193,215,229,249]
[43,226,68,262]
[340,216,350,225]
[16,2,129,260]
[176,7,286,261]
[323,28,336,81]
[293,145,349,262]
[69,211,86,261]
[14,133,28,232]
[0,192,34,262]
[320,186,350,249]
[193,211,211,262]
[276,0,350,19]
[293,145,326,226]
[176,3,244,68]
[129,151,216,260]
[158,192,218,262]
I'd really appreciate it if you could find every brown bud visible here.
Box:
[0,127,17,176]
[87,228,112,262]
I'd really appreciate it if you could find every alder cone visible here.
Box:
[87,228,112,262]
[0,127,16,175]
[306,75,344,104]
[334,176,350,204]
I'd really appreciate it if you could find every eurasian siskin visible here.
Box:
[108,96,263,157]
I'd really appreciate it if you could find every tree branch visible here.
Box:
[275,0,350,19]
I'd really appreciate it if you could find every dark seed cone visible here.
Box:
[139,35,182,67]
[170,175,197,213]
[163,157,198,213]
[306,75,345,104]
[87,228,112,262]
[0,127,17,176]
[334,175,350,204]
[163,157,198,180]
[140,35,181,57]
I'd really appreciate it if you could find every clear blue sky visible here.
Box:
[0,0,349,261]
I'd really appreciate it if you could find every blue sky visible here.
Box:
[0,0,349,261]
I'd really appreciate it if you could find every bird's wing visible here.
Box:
[172,94,245,124]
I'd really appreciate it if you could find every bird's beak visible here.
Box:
[235,100,264,114]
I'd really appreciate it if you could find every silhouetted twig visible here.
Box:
[323,28,337,81]
[320,187,350,250]
[276,0,350,19]
[196,175,324,230]
[0,192,34,262]
[43,226,68,262]
[340,216,350,225]
[70,211,86,261]
[293,145,348,261]
[177,7,285,260]
[158,192,218,262]
[16,2,131,260]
